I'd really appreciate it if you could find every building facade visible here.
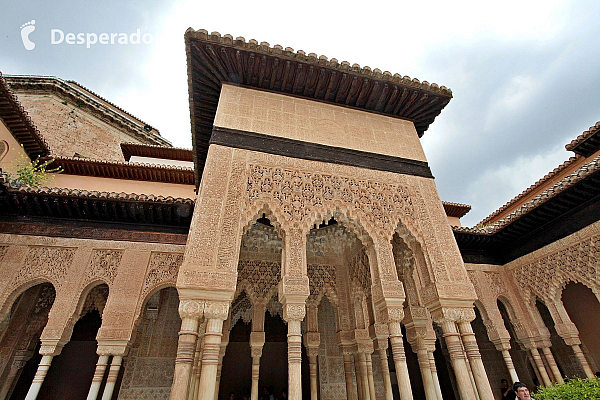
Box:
[0,29,598,400]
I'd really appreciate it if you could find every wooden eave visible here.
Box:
[0,72,49,159]
[0,175,194,229]
[185,29,453,187]
[453,156,600,264]
[442,201,471,218]
[566,121,600,157]
[47,156,195,184]
[120,143,194,162]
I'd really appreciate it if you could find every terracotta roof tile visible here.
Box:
[478,155,581,226]
[442,201,472,218]
[457,154,600,235]
[120,142,193,162]
[565,121,600,156]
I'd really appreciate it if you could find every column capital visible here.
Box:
[204,301,230,321]
[97,340,130,356]
[178,299,205,320]
[39,340,65,356]
[430,306,474,324]
[368,323,390,341]
[304,331,321,348]
[283,302,306,322]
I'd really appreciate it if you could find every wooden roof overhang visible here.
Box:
[0,174,194,242]
[442,201,471,218]
[566,121,600,157]
[49,156,195,184]
[185,29,453,187]
[121,143,194,162]
[0,72,49,159]
[453,156,600,264]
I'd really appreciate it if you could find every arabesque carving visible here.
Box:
[15,246,76,288]
[142,252,183,298]
[86,250,123,285]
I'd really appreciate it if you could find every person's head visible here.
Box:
[501,379,509,388]
[229,392,235,400]
[513,382,531,399]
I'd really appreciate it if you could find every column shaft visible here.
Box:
[571,344,594,378]
[342,353,357,400]
[458,321,495,400]
[86,355,109,400]
[428,350,443,400]
[388,322,413,400]
[416,347,438,400]
[309,354,318,400]
[353,353,364,399]
[356,352,370,400]
[251,355,261,400]
[198,318,225,400]
[530,348,552,386]
[288,320,303,400]
[501,349,519,383]
[100,356,122,400]
[170,317,200,400]
[440,320,477,399]
[377,348,393,400]
[541,347,563,383]
[365,353,376,400]
[24,355,53,400]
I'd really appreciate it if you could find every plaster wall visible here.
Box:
[0,119,31,171]
[48,174,195,199]
[214,84,428,162]
[13,93,149,162]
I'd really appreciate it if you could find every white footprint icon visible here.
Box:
[20,20,36,50]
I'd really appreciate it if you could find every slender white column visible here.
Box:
[428,348,443,400]
[376,345,394,400]
[341,350,357,400]
[86,355,110,400]
[541,347,563,383]
[416,346,438,400]
[356,352,370,400]
[500,349,519,383]
[388,321,413,400]
[307,347,319,400]
[24,355,53,400]
[458,320,495,400]
[530,347,552,386]
[170,300,203,400]
[100,355,122,400]
[365,352,376,400]
[353,352,364,399]
[250,332,265,400]
[287,319,303,400]
[571,344,594,378]
[438,319,477,399]
[198,317,226,400]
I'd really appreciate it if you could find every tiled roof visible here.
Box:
[0,72,49,159]
[477,155,581,226]
[565,121,600,157]
[121,142,193,162]
[442,201,471,218]
[49,156,194,184]
[456,154,600,236]
[186,28,453,187]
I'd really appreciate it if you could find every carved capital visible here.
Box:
[304,331,321,348]
[178,299,205,320]
[250,331,266,348]
[204,301,230,320]
[283,302,306,322]
[431,307,474,324]
[385,306,405,323]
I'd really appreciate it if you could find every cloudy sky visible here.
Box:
[1,0,599,226]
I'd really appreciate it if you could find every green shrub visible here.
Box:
[4,146,62,186]
[534,377,600,400]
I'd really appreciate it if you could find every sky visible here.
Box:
[1,0,599,227]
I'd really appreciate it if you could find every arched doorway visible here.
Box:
[117,286,181,399]
[561,282,600,372]
[0,283,55,400]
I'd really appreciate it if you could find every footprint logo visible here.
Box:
[20,20,36,50]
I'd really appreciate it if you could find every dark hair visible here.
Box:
[513,382,528,393]
[501,379,508,383]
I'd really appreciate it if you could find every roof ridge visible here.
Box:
[0,171,194,204]
[52,155,194,171]
[470,155,600,233]
[478,155,581,225]
[186,28,452,97]
[121,142,192,152]
[4,75,171,147]
[565,121,600,152]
